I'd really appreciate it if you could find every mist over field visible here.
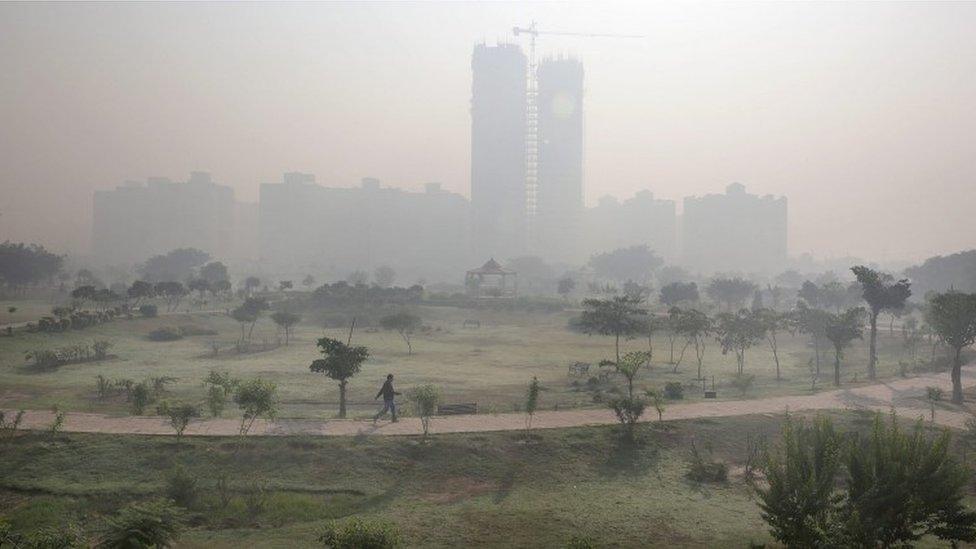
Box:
[3,2,976,548]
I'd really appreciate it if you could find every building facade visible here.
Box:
[470,43,527,261]
[92,172,235,265]
[535,56,585,263]
[682,183,788,274]
[586,191,676,261]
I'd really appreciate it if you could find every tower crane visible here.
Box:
[511,21,644,247]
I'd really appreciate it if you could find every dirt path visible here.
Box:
[7,365,976,438]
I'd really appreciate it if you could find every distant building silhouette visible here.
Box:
[92,171,235,264]
[681,183,787,274]
[535,56,585,263]
[586,191,676,261]
[259,174,470,282]
[470,43,527,261]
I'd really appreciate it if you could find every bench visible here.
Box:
[567,362,590,376]
[462,319,481,329]
[437,403,478,416]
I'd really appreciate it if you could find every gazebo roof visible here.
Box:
[467,258,516,275]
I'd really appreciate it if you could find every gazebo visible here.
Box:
[465,258,518,298]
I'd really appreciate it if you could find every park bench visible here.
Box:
[567,362,590,376]
[436,403,478,416]
[462,319,481,328]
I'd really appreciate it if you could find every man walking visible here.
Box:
[373,374,401,423]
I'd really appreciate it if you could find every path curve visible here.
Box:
[6,365,976,438]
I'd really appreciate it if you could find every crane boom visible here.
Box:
[511,21,643,253]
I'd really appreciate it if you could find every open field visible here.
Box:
[0,304,937,420]
[2,410,969,548]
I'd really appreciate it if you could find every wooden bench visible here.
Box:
[568,362,590,376]
[462,319,481,328]
[437,403,478,416]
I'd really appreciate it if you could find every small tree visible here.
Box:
[161,402,200,443]
[824,307,865,386]
[243,276,261,296]
[926,386,944,420]
[233,378,278,437]
[706,277,758,311]
[610,350,651,398]
[100,499,186,549]
[851,266,911,379]
[574,295,647,363]
[310,337,370,418]
[757,309,787,381]
[757,415,843,547]
[230,297,269,347]
[270,311,301,345]
[302,274,316,288]
[659,281,699,308]
[278,280,293,291]
[792,302,831,376]
[714,309,765,375]
[672,308,712,380]
[557,277,576,299]
[525,377,541,430]
[645,389,665,421]
[379,312,422,354]
[203,370,238,417]
[608,395,646,439]
[410,384,440,440]
[926,291,976,403]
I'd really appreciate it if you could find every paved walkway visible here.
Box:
[6,365,976,438]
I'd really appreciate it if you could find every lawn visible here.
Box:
[1,410,938,548]
[0,303,933,419]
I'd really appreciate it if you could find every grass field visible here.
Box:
[0,302,934,419]
[3,410,958,548]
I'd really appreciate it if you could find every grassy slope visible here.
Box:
[1,411,912,548]
[0,304,931,419]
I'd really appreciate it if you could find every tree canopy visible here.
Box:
[309,337,370,418]
[0,242,63,290]
[137,248,210,283]
[926,291,976,403]
[587,245,662,283]
[706,277,758,310]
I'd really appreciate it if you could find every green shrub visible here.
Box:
[686,441,728,483]
[566,535,598,549]
[132,382,153,414]
[139,304,158,318]
[148,327,182,342]
[730,373,756,395]
[316,517,401,548]
[664,382,684,400]
[165,466,198,508]
[99,499,185,549]
[92,339,113,360]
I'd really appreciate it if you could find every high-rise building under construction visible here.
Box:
[535,56,584,262]
[470,43,527,261]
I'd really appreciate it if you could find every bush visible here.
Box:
[139,304,158,318]
[165,466,199,508]
[686,441,728,483]
[664,382,684,400]
[566,535,598,549]
[92,339,113,360]
[730,373,755,395]
[148,327,182,341]
[132,382,153,414]
[316,517,401,548]
[100,499,185,549]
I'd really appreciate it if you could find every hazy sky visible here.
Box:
[1,1,974,262]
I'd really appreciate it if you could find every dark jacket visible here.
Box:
[376,379,399,401]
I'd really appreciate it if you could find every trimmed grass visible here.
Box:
[0,304,936,420]
[0,411,911,548]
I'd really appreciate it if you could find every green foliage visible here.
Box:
[49,406,65,435]
[378,312,422,354]
[99,499,186,549]
[758,413,976,547]
[409,384,441,439]
[757,415,843,547]
[714,309,765,375]
[165,466,199,508]
[202,370,238,417]
[0,519,86,548]
[644,389,665,421]
[706,277,758,310]
[670,307,712,379]
[525,377,541,430]
[729,373,755,395]
[573,295,647,362]
[663,382,684,400]
[926,291,976,402]
[310,337,370,418]
[851,265,912,379]
[270,311,302,344]
[0,409,25,438]
[316,517,401,549]
[659,281,699,307]
[607,395,645,437]
[687,441,728,483]
[824,307,866,386]
[138,304,158,318]
[565,535,597,549]
[160,402,200,441]
[131,382,153,415]
[147,326,182,342]
[611,350,650,398]
[233,378,278,436]
[0,241,64,290]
